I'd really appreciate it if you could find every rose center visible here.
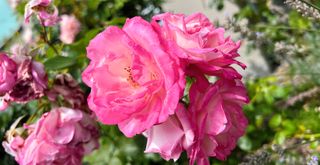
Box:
[124,67,139,88]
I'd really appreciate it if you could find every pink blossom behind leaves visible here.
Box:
[59,15,81,44]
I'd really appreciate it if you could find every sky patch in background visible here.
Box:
[0,0,19,47]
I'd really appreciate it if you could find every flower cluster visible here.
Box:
[82,12,249,164]
[0,53,47,111]
[2,107,99,165]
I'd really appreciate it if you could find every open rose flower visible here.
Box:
[143,75,248,164]
[3,107,100,165]
[82,17,185,137]
[59,15,81,44]
[187,76,248,165]
[0,53,17,95]
[24,0,60,26]
[153,13,245,79]
[144,104,194,161]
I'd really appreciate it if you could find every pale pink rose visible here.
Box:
[144,104,194,161]
[0,53,17,95]
[82,17,185,137]
[24,0,60,26]
[187,76,248,165]
[153,13,245,79]
[59,15,81,44]
[5,107,100,165]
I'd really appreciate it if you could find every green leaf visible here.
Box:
[282,120,296,135]
[274,131,286,144]
[88,1,102,10]
[238,136,252,151]
[269,114,282,129]
[288,11,311,30]
[44,56,76,70]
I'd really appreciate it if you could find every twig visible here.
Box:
[40,21,59,55]
[282,86,320,108]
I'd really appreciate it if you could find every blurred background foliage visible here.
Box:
[1,0,320,164]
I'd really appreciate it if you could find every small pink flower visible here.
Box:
[24,0,60,26]
[0,53,17,95]
[187,76,248,165]
[82,17,185,137]
[153,13,245,79]
[3,107,100,165]
[144,104,194,161]
[59,15,81,44]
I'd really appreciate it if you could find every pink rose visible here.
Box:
[59,15,81,44]
[187,76,248,165]
[24,0,60,26]
[153,13,245,79]
[143,75,248,164]
[0,53,17,95]
[5,107,100,165]
[144,104,194,161]
[82,17,185,137]
[6,55,47,103]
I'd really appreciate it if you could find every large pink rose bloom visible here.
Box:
[59,15,81,44]
[7,107,100,165]
[153,13,245,79]
[0,53,17,95]
[187,76,248,165]
[144,104,194,161]
[24,0,60,26]
[82,17,185,137]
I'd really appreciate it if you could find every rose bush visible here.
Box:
[1,0,249,164]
